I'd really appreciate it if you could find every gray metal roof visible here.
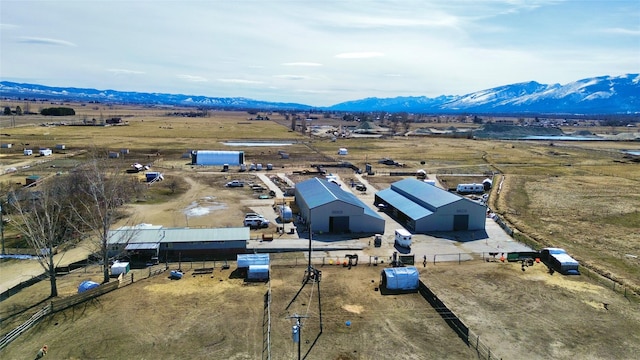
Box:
[389,178,464,208]
[108,226,250,246]
[376,178,477,220]
[125,243,160,250]
[161,227,249,243]
[296,178,384,220]
[376,187,433,219]
[108,228,163,245]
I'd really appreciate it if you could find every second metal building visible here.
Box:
[375,178,486,233]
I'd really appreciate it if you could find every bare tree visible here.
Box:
[9,178,76,298]
[69,158,141,283]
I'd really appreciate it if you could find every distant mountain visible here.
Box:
[329,74,640,114]
[0,82,313,111]
[1,74,638,114]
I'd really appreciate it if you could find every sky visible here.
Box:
[1,0,639,107]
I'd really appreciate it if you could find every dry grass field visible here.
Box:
[2,258,639,360]
[1,102,640,359]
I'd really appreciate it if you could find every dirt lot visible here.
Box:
[3,257,639,360]
[2,263,479,360]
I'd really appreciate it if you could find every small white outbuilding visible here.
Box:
[111,261,130,276]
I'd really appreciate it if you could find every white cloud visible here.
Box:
[18,37,76,47]
[334,52,385,59]
[107,69,145,75]
[281,62,323,67]
[600,27,640,36]
[177,75,208,83]
[273,75,309,81]
[217,79,263,85]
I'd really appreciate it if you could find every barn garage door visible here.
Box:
[329,216,349,233]
[453,215,469,231]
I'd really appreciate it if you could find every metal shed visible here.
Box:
[375,178,486,233]
[191,150,244,166]
[295,177,385,234]
[107,225,249,262]
[111,261,130,276]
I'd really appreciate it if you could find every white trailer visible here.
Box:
[456,183,485,194]
[394,229,412,248]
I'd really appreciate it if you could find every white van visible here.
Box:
[394,229,412,248]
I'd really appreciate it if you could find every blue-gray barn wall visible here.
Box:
[310,201,361,232]
[349,215,385,233]
[415,201,486,232]
[162,240,247,251]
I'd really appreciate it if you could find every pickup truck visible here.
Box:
[225,180,244,187]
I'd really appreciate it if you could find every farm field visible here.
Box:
[2,257,639,359]
[1,103,640,358]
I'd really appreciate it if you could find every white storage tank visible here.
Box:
[247,264,269,281]
[277,205,294,223]
[394,229,412,248]
[237,253,270,268]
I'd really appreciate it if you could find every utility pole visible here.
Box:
[0,203,4,255]
[288,313,308,360]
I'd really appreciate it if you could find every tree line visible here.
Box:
[3,106,76,116]
[3,156,145,298]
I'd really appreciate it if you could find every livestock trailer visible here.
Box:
[394,229,412,248]
[540,248,579,275]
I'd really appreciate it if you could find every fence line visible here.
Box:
[0,265,168,351]
[0,305,51,350]
[262,281,272,360]
[50,281,119,312]
[418,280,501,360]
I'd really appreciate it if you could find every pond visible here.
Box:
[221,141,295,147]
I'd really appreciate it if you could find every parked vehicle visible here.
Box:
[456,183,485,194]
[226,180,244,187]
[374,234,382,247]
[245,212,262,219]
[540,248,579,275]
[394,229,412,248]
[244,217,270,228]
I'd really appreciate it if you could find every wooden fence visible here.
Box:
[0,305,51,350]
[0,265,168,351]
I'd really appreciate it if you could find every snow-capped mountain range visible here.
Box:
[1,74,638,114]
